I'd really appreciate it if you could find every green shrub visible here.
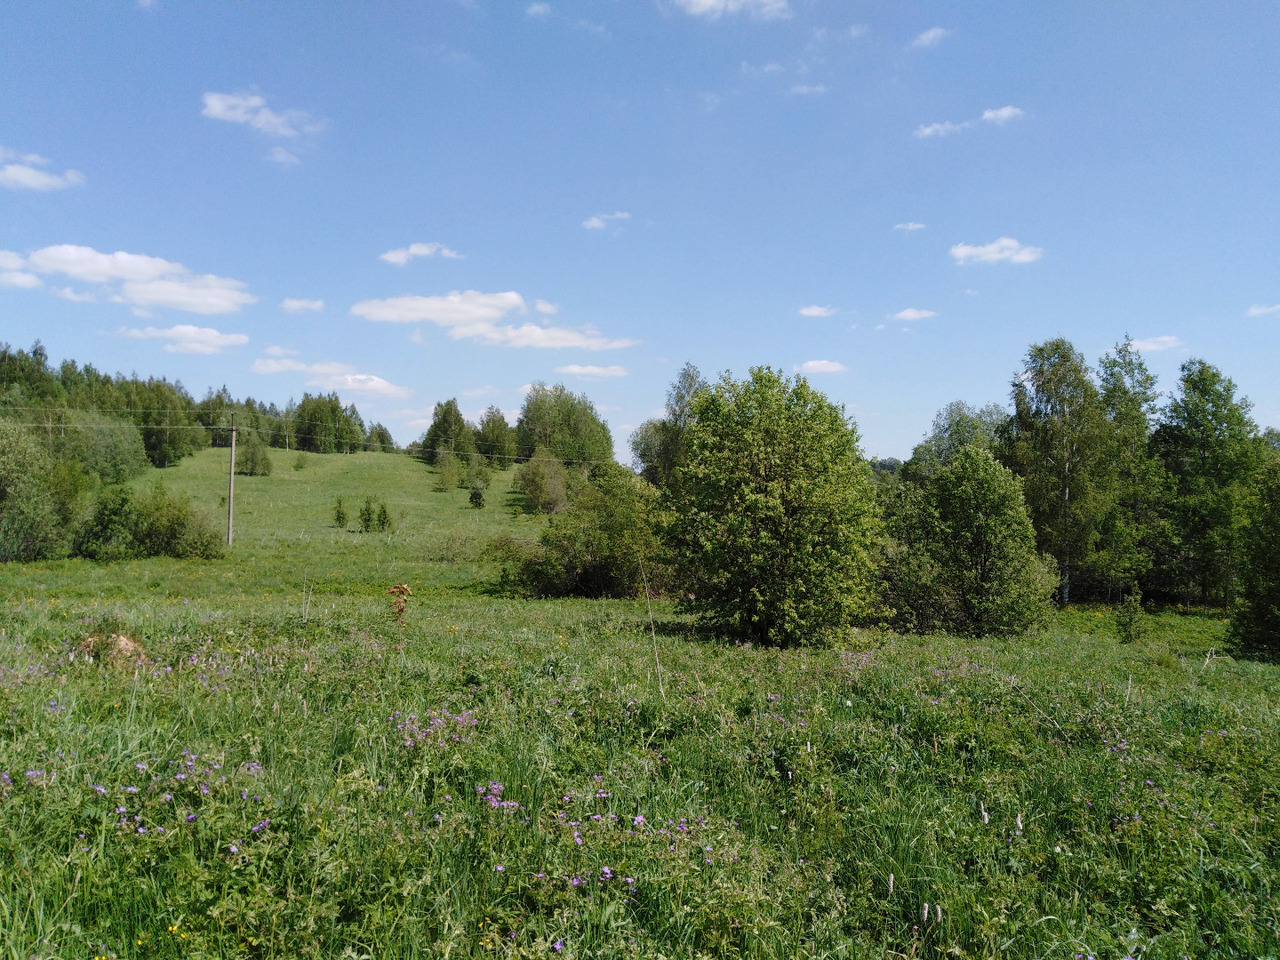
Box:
[878,445,1056,637]
[507,463,663,598]
[0,420,68,561]
[234,432,273,476]
[514,446,572,513]
[1113,588,1148,643]
[75,482,224,560]
[434,452,463,492]
[333,496,348,529]
[358,496,392,533]
[293,451,308,471]
[469,483,486,509]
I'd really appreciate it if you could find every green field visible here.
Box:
[1,450,1277,959]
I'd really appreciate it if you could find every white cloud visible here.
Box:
[671,0,791,20]
[350,290,638,350]
[796,360,846,374]
[1246,304,1280,318]
[893,308,938,321]
[555,364,628,380]
[912,27,949,48]
[526,2,551,16]
[1131,335,1183,352]
[379,242,463,265]
[119,324,249,354]
[55,287,97,302]
[201,92,323,138]
[122,276,256,315]
[535,299,559,314]
[263,345,298,356]
[0,250,25,271]
[281,298,324,313]
[252,357,411,398]
[849,24,868,39]
[799,305,836,317]
[24,243,256,314]
[0,271,41,289]
[0,164,85,192]
[583,211,631,230]
[982,105,1025,125]
[790,84,826,95]
[894,222,926,231]
[950,237,1043,265]
[266,146,300,165]
[914,121,967,139]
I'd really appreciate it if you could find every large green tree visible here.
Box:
[1231,458,1280,653]
[664,366,879,645]
[1091,336,1170,598]
[902,400,1007,482]
[475,406,516,466]
[1151,359,1260,604]
[515,383,612,466]
[630,362,706,490]
[420,398,476,465]
[1002,338,1113,604]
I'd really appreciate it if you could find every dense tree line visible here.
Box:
[0,341,394,562]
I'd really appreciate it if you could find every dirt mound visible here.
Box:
[78,633,147,663]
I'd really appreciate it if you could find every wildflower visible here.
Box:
[553,942,564,952]
[228,843,238,853]
[495,864,505,872]
[633,814,645,826]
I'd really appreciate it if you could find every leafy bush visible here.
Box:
[75,483,224,560]
[0,420,69,561]
[879,445,1056,637]
[505,463,662,598]
[434,452,463,492]
[664,366,879,645]
[514,446,573,513]
[234,432,273,476]
[333,497,348,529]
[293,452,307,471]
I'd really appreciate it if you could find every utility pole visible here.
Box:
[227,418,236,547]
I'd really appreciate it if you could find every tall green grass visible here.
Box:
[0,450,1276,958]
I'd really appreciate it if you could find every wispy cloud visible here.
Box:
[950,237,1042,265]
[535,299,559,314]
[796,360,846,374]
[555,364,628,380]
[914,121,967,139]
[281,298,323,313]
[526,2,551,16]
[790,84,826,96]
[22,244,256,314]
[266,146,300,165]
[251,357,411,398]
[799,305,836,317]
[583,211,631,230]
[1246,303,1280,318]
[893,308,937,321]
[1131,335,1183,352]
[671,0,791,20]
[915,106,1025,139]
[379,242,463,265]
[0,146,85,192]
[201,92,324,138]
[894,222,926,232]
[119,324,249,354]
[982,105,1025,125]
[0,270,42,289]
[911,27,949,48]
[351,290,637,350]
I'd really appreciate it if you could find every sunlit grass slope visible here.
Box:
[0,450,1277,959]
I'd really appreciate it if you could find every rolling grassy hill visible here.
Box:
[1,450,1277,958]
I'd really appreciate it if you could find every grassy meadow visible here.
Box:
[1,449,1277,959]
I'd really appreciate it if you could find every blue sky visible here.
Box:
[3,1,1277,459]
